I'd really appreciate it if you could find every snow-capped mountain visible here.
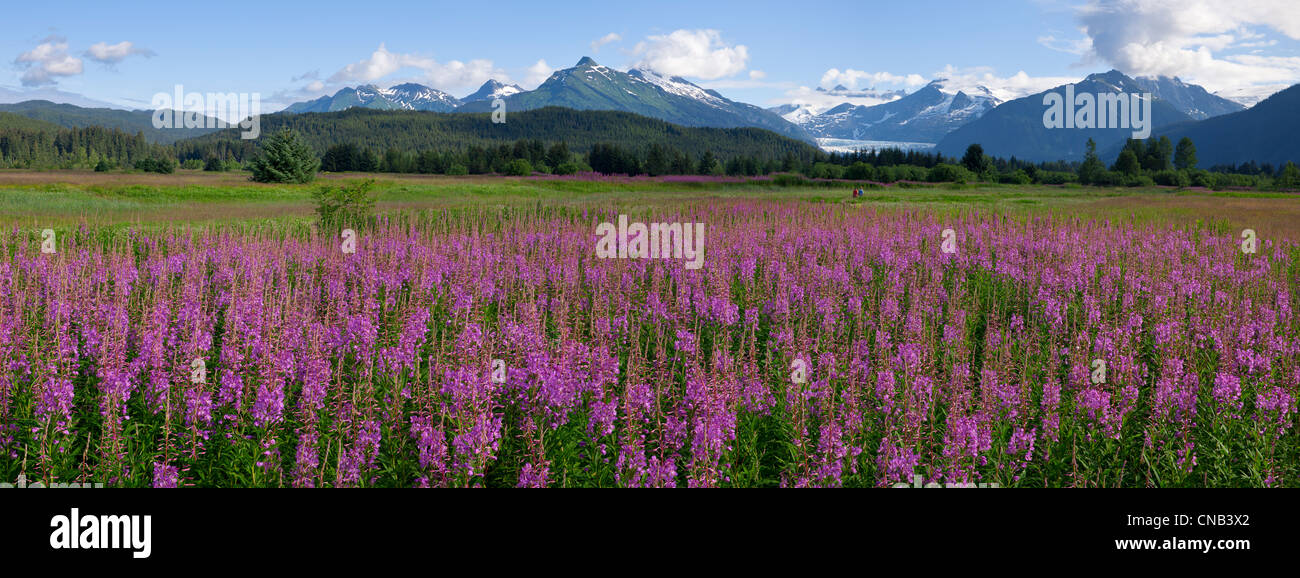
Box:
[1131,76,1244,119]
[769,85,907,125]
[384,83,462,111]
[284,83,461,113]
[784,79,1001,143]
[457,57,811,142]
[462,79,523,103]
[1213,84,1290,108]
[283,57,810,142]
[770,103,821,125]
[935,70,1193,162]
[820,84,908,99]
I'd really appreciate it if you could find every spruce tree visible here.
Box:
[1078,138,1105,185]
[1174,137,1197,171]
[249,128,320,183]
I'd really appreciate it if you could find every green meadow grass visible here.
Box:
[0,175,1296,241]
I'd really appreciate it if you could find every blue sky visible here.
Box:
[4,0,1298,112]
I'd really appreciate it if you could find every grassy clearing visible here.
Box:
[1,170,1298,240]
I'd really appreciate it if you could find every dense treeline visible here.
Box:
[2,105,1297,190]
[174,107,820,166]
[807,137,1300,189]
[0,124,159,169]
[0,101,220,144]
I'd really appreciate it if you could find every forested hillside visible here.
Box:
[0,122,157,168]
[0,100,221,144]
[174,107,819,164]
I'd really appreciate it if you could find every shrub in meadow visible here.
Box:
[504,159,534,177]
[312,179,377,231]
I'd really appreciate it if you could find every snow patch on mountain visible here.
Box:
[779,78,1001,143]
[1213,84,1289,108]
[463,80,524,103]
[628,67,727,109]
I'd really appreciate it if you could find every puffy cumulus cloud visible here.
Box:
[14,36,83,86]
[820,68,927,90]
[423,59,506,91]
[1074,0,1300,91]
[84,41,154,64]
[327,44,507,92]
[328,43,429,83]
[590,33,621,53]
[632,29,748,80]
[523,59,555,88]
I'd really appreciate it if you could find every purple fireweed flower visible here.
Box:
[152,462,179,488]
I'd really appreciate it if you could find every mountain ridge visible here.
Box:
[284,83,461,113]
[1152,83,1300,167]
[285,57,812,143]
[785,79,1001,143]
[935,70,1195,162]
[0,100,223,144]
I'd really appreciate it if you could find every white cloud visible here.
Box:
[820,68,927,90]
[749,70,766,80]
[775,85,904,113]
[632,29,749,80]
[932,65,1080,101]
[776,65,1081,113]
[424,59,506,91]
[1037,33,1094,55]
[15,36,83,87]
[84,41,154,64]
[327,44,507,92]
[1074,0,1300,91]
[523,59,554,88]
[328,43,427,83]
[590,33,621,53]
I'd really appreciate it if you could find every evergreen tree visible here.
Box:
[321,143,360,172]
[671,150,694,174]
[697,150,717,175]
[961,144,987,175]
[357,148,379,173]
[1079,138,1105,185]
[1143,136,1173,172]
[782,152,800,173]
[1118,138,1145,169]
[1174,137,1198,171]
[1115,149,1141,177]
[645,143,669,176]
[249,128,320,183]
[1278,162,1300,189]
[545,142,569,169]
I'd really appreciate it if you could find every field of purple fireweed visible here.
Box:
[0,201,1297,488]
